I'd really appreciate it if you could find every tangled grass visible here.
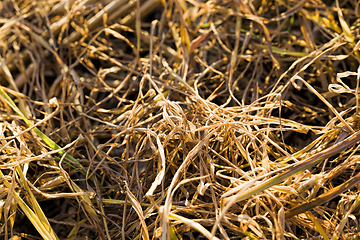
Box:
[1,0,360,239]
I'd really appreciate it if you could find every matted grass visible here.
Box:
[1,0,360,239]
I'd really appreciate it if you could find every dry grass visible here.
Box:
[1,0,360,239]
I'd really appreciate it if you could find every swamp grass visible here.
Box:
[1,0,360,239]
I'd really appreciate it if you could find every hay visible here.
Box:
[1,0,360,239]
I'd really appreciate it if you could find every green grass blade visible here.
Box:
[0,87,86,171]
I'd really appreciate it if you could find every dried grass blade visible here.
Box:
[63,0,129,44]
[0,85,101,235]
[285,170,360,218]
[254,44,308,57]
[67,219,87,240]
[225,131,360,205]
[70,180,98,217]
[144,128,166,205]
[125,182,150,240]
[0,170,59,239]
[332,192,360,239]
[306,212,330,240]
[0,58,30,118]
[13,163,57,238]
[336,0,353,42]
[169,213,220,240]
[242,14,280,68]
[65,179,102,237]
[213,130,360,236]
[291,75,354,133]
[163,129,217,239]
[190,30,212,53]
[3,170,16,237]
